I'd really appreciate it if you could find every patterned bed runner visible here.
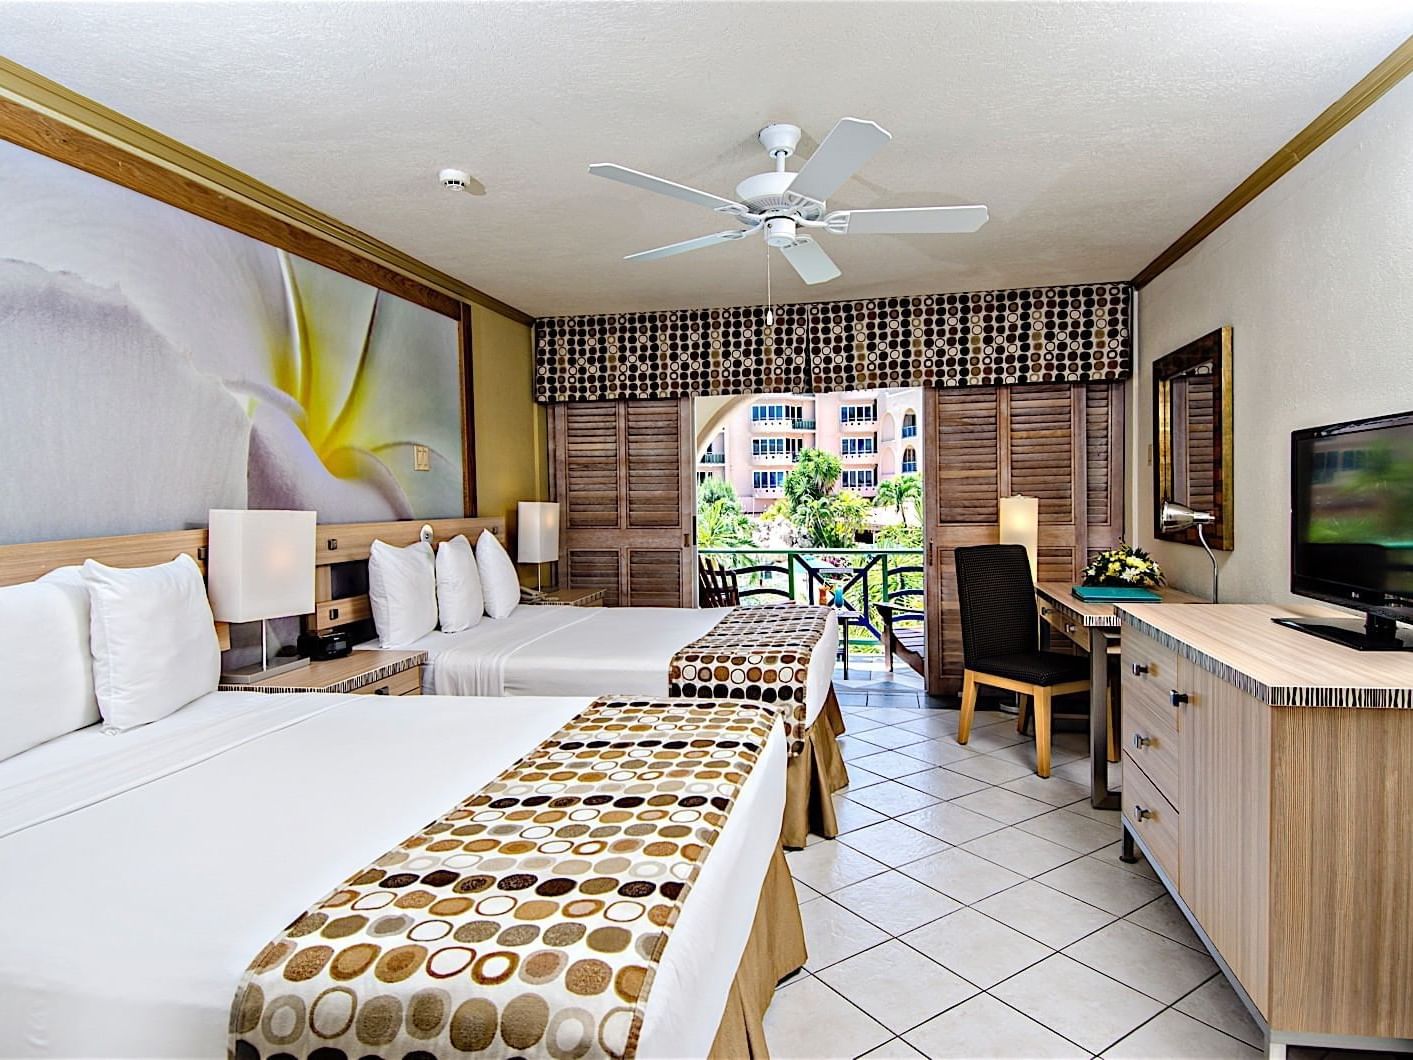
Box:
[669,604,832,757]
[229,696,780,1059]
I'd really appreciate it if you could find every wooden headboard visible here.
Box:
[0,528,232,650]
[309,517,506,634]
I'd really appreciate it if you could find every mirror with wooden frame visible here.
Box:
[1154,327,1234,549]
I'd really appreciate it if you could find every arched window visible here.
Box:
[901,410,918,439]
[902,446,917,474]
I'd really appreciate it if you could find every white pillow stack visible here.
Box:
[368,539,439,647]
[0,567,101,761]
[476,529,521,619]
[435,534,483,633]
[83,554,221,732]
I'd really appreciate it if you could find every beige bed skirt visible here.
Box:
[707,843,808,1058]
[780,685,851,849]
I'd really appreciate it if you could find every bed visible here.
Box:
[0,689,800,1059]
[326,519,850,848]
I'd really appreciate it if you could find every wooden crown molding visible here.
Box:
[0,55,532,324]
[1134,35,1413,288]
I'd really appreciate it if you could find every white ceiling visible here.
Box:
[2,2,1409,318]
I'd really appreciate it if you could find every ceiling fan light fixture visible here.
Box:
[764,217,797,248]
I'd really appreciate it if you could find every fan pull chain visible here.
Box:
[765,242,774,327]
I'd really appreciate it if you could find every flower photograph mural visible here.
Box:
[0,140,463,544]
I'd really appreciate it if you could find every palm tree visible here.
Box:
[783,449,842,507]
[875,472,923,525]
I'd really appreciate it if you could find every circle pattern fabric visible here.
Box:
[230,696,779,1060]
[533,284,1131,403]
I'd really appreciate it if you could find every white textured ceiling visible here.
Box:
[2,2,1409,318]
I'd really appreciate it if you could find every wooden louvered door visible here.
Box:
[923,384,1125,694]
[549,399,695,607]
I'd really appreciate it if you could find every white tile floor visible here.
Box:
[764,696,1369,1060]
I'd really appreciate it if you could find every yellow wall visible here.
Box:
[471,306,548,568]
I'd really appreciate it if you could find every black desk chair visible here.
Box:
[952,544,1090,778]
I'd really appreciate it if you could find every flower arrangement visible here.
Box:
[1081,542,1165,588]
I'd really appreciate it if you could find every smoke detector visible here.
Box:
[438,168,471,191]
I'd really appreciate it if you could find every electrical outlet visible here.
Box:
[413,444,431,472]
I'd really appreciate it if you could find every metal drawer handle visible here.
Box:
[1065,622,1076,634]
[1170,690,1189,707]
[1040,606,1051,617]
[1130,663,1150,676]
[1133,733,1152,749]
[374,685,390,695]
[1135,806,1153,821]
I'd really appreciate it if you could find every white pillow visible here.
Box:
[368,539,438,647]
[0,568,102,761]
[436,535,484,633]
[83,553,220,732]
[476,529,521,619]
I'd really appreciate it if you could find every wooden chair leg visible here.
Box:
[1015,694,1031,735]
[958,671,978,744]
[1106,686,1120,763]
[1033,687,1053,778]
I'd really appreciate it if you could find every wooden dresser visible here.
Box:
[1116,604,1413,1058]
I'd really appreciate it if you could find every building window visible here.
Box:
[901,446,917,474]
[840,435,877,456]
[752,402,803,423]
[840,403,877,426]
[901,411,917,438]
[752,470,785,491]
[752,437,800,458]
[840,469,876,490]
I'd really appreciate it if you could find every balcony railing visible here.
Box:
[698,546,925,652]
[792,418,816,430]
[901,462,918,474]
[840,417,877,430]
[840,449,877,461]
[698,452,725,464]
[752,451,799,463]
[901,424,918,438]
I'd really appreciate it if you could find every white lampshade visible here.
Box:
[207,509,316,623]
[517,502,560,564]
[999,494,1040,582]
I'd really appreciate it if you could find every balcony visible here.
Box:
[901,424,918,439]
[901,461,918,474]
[840,449,877,462]
[698,452,725,464]
[752,486,783,499]
[791,418,816,431]
[697,546,924,656]
[752,451,799,464]
[839,417,877,431]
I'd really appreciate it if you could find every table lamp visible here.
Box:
[999,494,1039,582]
[208,509,316,683]
[517,501,560,591]
[1161,500,1219,603]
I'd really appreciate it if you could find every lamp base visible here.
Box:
[220,656,310,684]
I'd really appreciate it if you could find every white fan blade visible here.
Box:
[624,230,749,262]
[589,163,747,214]
[780,238,842,285]
[787,117,892,204]
[830,205,989,235]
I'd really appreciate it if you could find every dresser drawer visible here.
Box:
[1122,686,1181,809]
[1121,629,1182,717]
[1124,760,1180,884]
[353,667,422,697]
[1039,603,1090,652]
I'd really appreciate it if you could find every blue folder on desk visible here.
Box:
[1071,585,1162,602]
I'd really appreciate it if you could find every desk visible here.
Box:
[1035,583,1203,808]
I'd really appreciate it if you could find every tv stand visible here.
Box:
[1273,612,1413,652]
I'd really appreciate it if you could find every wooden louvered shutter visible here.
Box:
[550,399,694,607]
[923,384,1125,694]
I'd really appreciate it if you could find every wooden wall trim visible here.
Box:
[0,55,532,324]
[1133,36,1413,288]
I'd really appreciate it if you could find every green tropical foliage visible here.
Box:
[783,449,843,508]
[874,472,922,525]
[694,480,754,549]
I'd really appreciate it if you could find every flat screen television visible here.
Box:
[1282,409,1413,651]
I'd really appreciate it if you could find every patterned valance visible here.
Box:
[534,283,1131,403]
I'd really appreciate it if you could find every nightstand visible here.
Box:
[218,649,427,696]
[523,586,605,607]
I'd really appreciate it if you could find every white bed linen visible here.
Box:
[389,605,838,727]
[0,690,786,1059]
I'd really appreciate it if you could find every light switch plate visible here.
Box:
[413,444,431,472]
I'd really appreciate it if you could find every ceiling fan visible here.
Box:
[589,117,988,285]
